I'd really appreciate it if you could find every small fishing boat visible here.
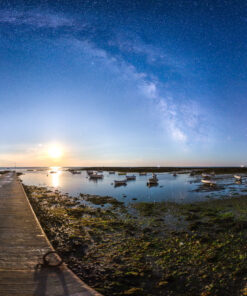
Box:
[114,179,127,186]
[234,175,242,180]
[126,175,136,181]
[90,173,103,179]
[201,179,216,186]
[147,174,159,186]
[70,170,81,174]
[139,172,147,176]
[147,179,158,186]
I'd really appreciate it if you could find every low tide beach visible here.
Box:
[8,167,247,295]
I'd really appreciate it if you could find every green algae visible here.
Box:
[24,184,247,296]
[80,193,124,207]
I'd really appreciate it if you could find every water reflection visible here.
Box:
[49,167,61,188]
[19,169,247,204]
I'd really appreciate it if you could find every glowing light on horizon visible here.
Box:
[48,145,63,160]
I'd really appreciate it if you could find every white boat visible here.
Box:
[126,175,136,181]
[202,173,210,178]
[234,175,242,180]
[201,179,216,185]
[90,173,103,179]
[114,179,127,186]
[87,170,94,175]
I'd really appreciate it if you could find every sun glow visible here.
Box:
[48,145,63,160]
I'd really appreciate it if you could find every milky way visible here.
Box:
[0,0,246,166]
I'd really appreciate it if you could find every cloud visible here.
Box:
[0,9,209,146]
[140,82,157,99]
[170,125,187,142]
[68,38,108,59]
[109,32,187,71]
[56,25,207,145]
[158,99,187,143]
[0,10,75,28]
[64,36,192,144]
[158,95,210,144]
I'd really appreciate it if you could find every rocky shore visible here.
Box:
[25,184,247,296]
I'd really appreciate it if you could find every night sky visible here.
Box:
[0,0,247,166]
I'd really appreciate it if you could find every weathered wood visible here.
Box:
[0,172,101,296]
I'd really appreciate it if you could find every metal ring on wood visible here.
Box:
[42,251,63,267]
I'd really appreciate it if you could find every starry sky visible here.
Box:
[0,0,247,166]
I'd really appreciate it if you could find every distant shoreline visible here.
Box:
[67,166,247,174]
[2,166,247,174]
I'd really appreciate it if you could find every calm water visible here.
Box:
[14,167,247,204]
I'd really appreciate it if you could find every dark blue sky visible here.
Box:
[0,0,247,166]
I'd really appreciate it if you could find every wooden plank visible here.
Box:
[0,172,101,296]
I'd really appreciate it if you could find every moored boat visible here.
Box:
[90,173,103,179]
[126,175,136,181]
[118,172,126,175]
[139,172,147,176]
[109,171,115,174]
[69,170,81,174]
[147,179,158,186]
[201,179,216,186]
[114,179,127,186]
[234,175,242,180]
[147,174,158,186]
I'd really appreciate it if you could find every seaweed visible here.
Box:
[25,184,247,296]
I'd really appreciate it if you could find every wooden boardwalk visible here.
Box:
[0,172,102,296]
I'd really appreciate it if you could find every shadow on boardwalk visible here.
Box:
[34,265,69,296]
